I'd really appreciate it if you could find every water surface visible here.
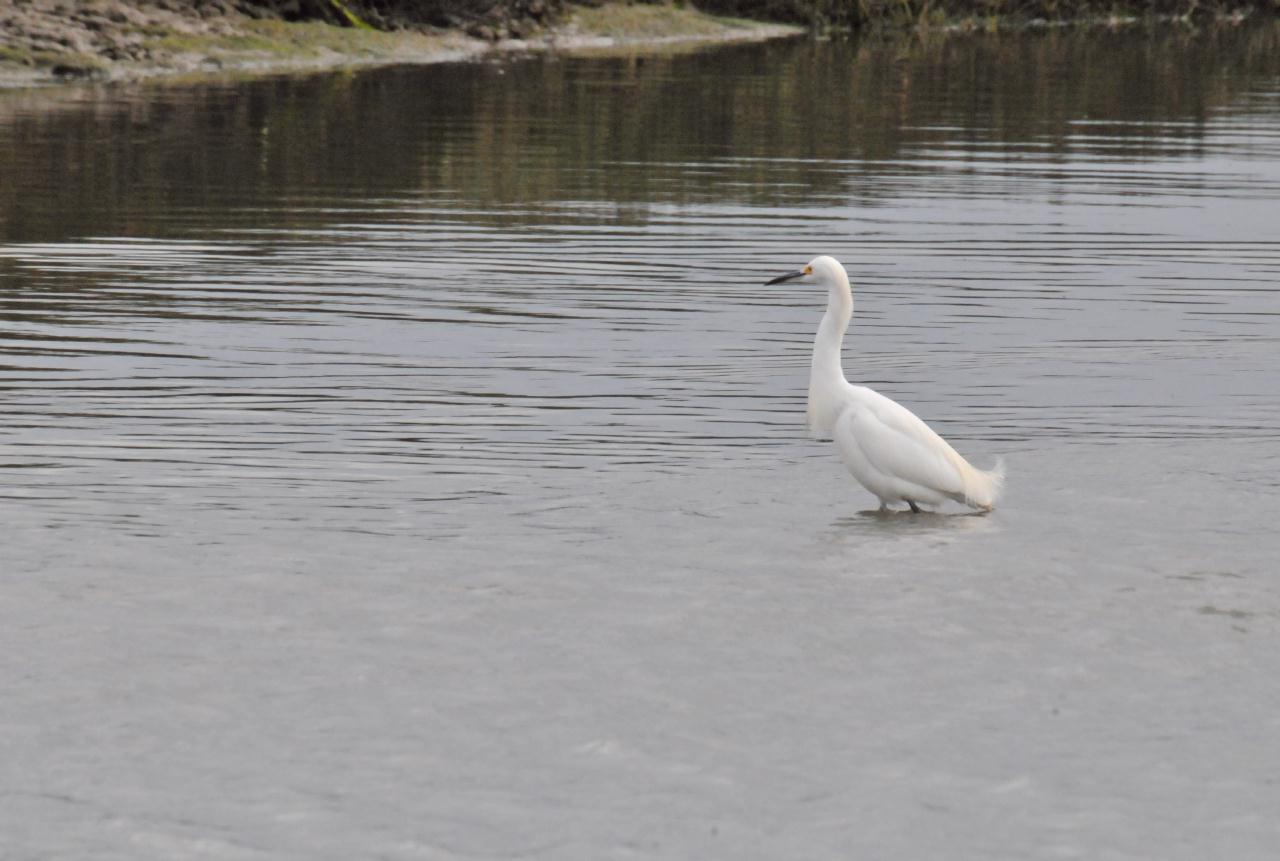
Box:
[2,23,1280,859]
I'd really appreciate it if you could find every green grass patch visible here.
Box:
[144,19,461,64]
[570,2,778,38]
[0,46,35,66]
[0,46,109,75]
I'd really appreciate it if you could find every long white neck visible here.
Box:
[807,271,853,437]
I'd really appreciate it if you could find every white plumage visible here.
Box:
[768,255,1004,512]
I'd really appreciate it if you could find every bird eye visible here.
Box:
[803,266,812,275]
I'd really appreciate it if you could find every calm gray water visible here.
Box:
[3,23,1280,859]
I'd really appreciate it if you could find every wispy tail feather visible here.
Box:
[959,456,1004,511]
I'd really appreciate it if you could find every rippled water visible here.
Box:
[3,24,1280,859]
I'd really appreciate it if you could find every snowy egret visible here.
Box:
[768,256,1004,512]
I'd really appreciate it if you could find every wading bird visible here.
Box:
[767,256,1003,513]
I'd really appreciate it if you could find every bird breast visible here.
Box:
[807,378,851,439]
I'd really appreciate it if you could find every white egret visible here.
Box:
[768,256,1004,513]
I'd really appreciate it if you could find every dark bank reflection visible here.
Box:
[2,23,1279,243]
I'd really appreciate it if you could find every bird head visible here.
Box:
[765,255,847,288]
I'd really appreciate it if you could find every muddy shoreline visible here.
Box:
[1,0,1272,89]
[0,2,802,88]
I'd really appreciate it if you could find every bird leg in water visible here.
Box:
[907,500,922,513]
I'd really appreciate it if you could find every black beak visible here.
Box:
[766,270,805,286]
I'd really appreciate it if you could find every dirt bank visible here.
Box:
[2,0,1271,88]
[0,1,802,87]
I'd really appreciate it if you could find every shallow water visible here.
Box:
[2,23,1280,859]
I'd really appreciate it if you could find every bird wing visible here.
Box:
[843,388,966,497]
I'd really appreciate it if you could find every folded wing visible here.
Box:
[845,387,968,498]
